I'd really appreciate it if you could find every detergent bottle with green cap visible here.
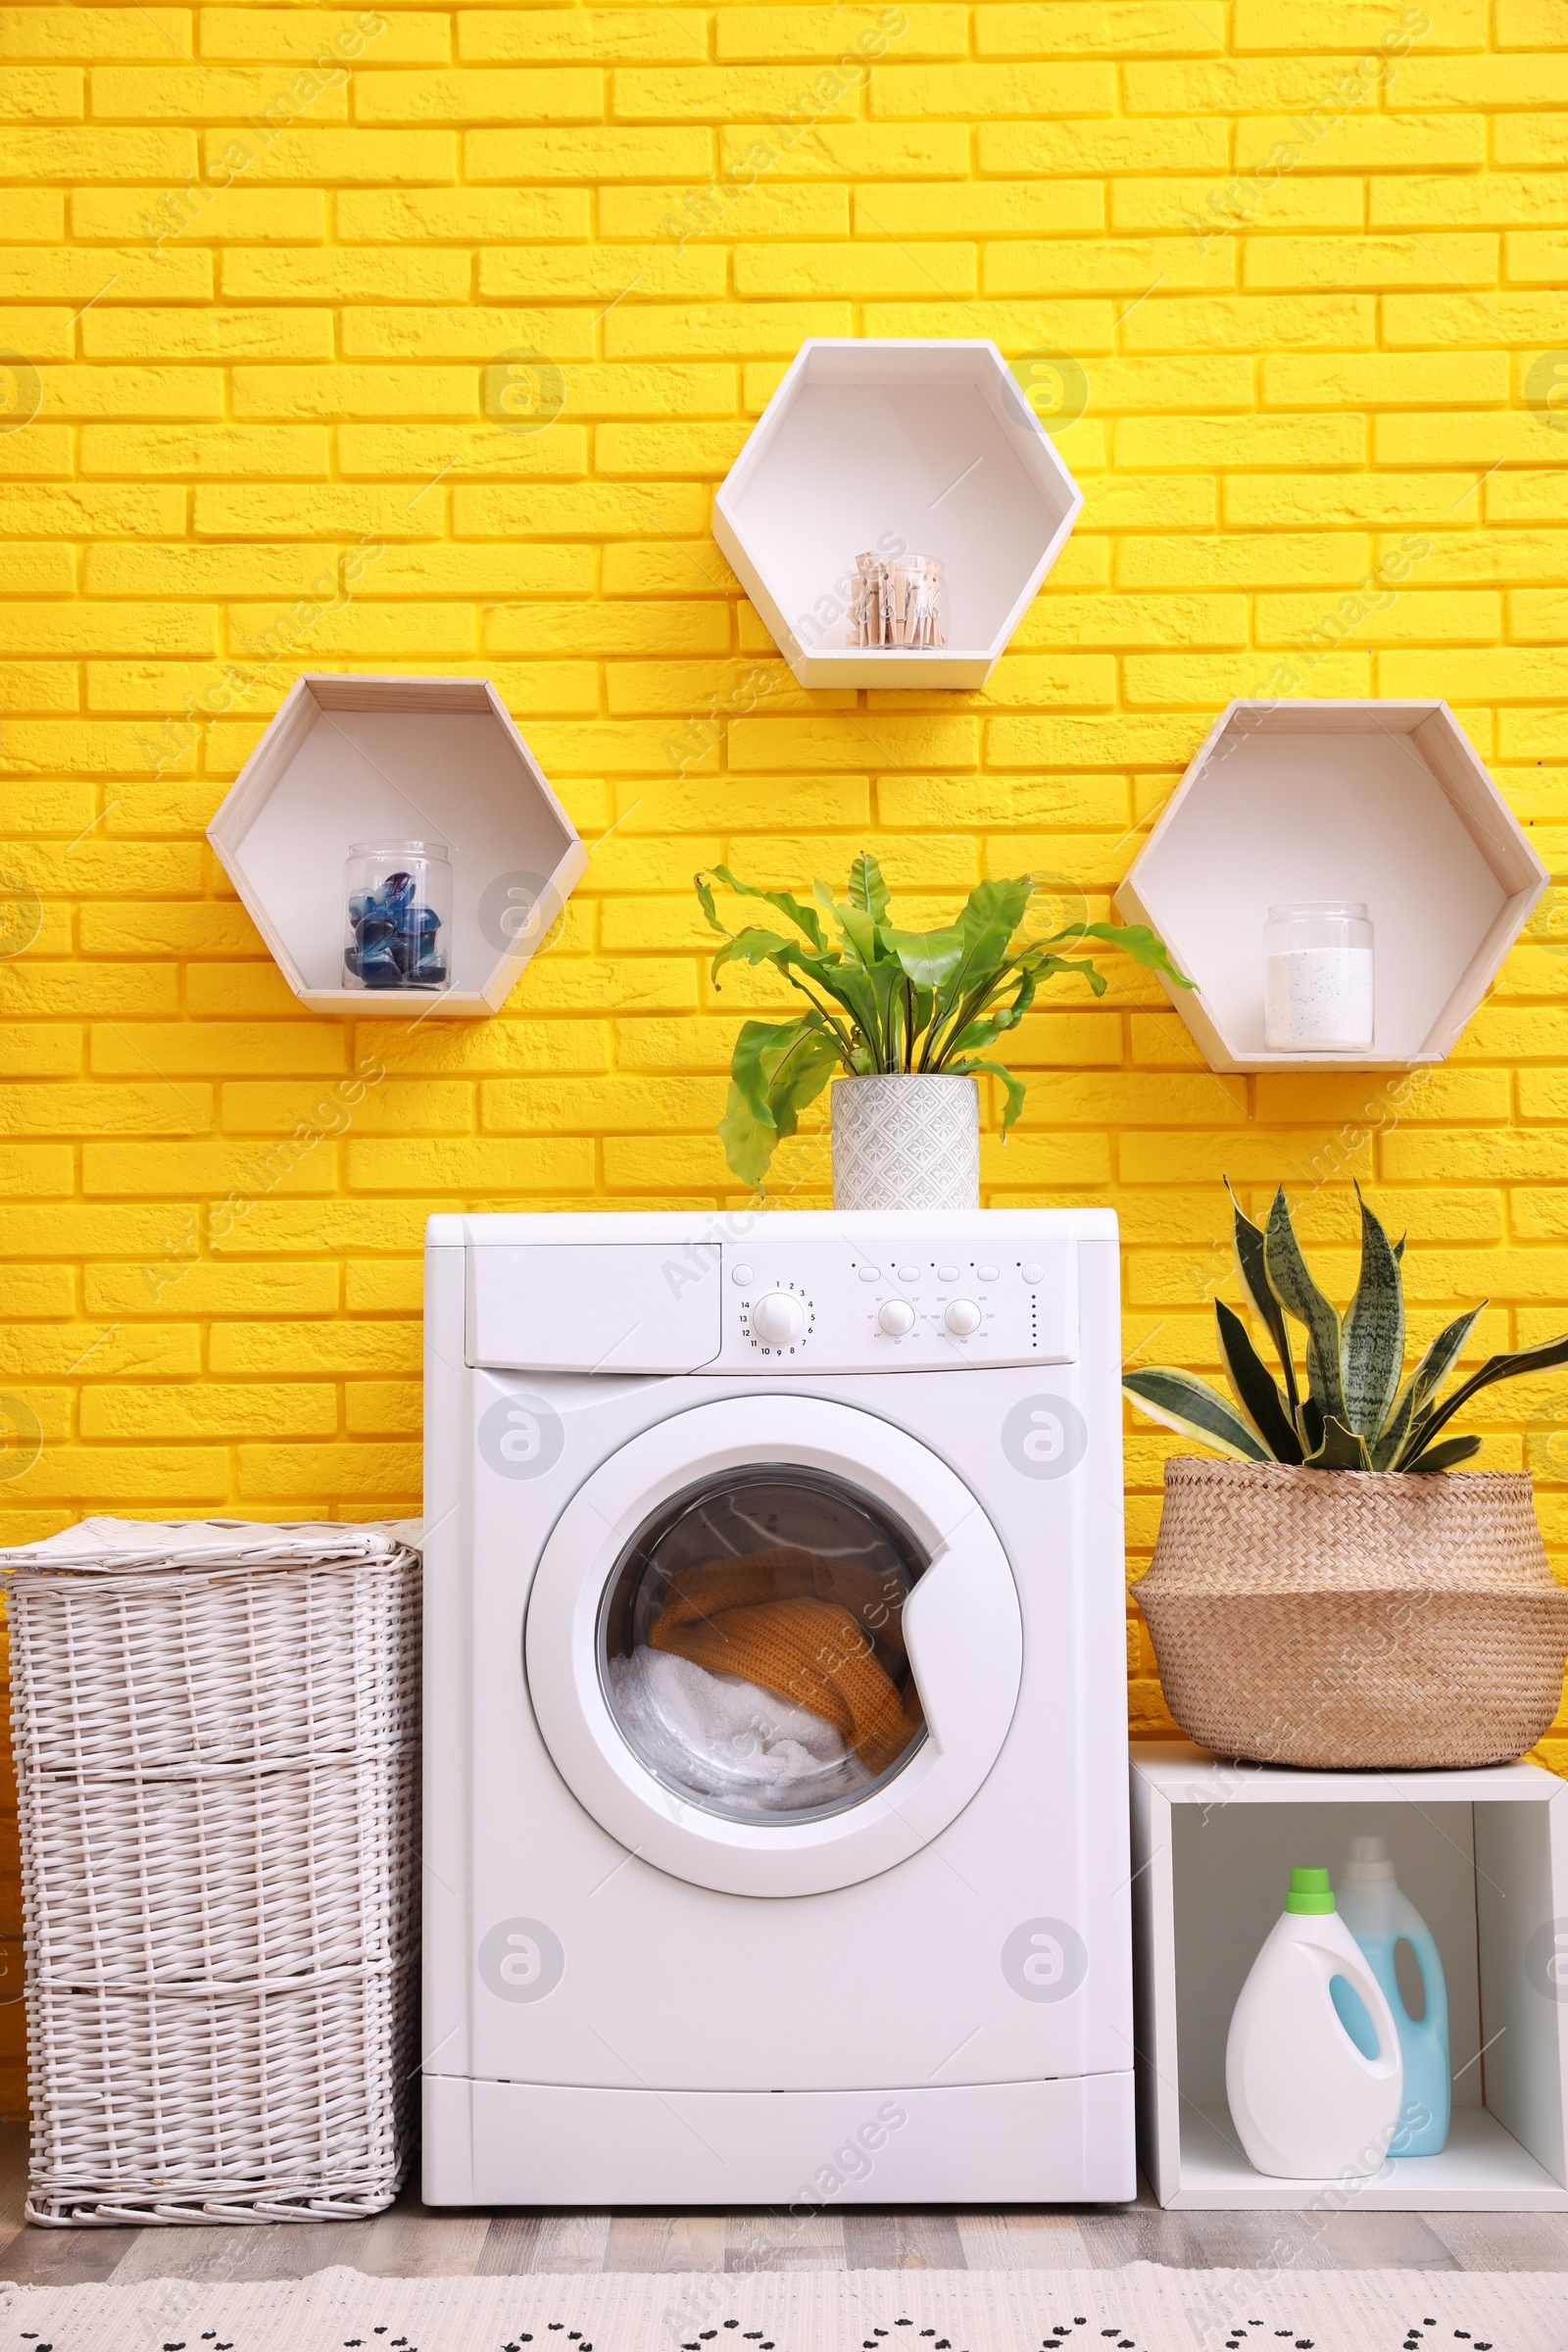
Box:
[1336,1835,1450,2157]
[1226,1866,1404,2180]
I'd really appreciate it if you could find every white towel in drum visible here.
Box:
[606,1645,861,1809]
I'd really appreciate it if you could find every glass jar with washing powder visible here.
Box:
[1263,901,1374,1052]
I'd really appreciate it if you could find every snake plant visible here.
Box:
[696,856,1191,1187]
[1125,1183,1568,1474]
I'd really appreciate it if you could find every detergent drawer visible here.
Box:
[466,1244,721,1375]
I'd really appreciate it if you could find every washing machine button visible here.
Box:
[877,1298,916,1338]
[897,1263,921,1283]
[751,1291,807,1347]
[944,1298,982,1337]
[858,1264,880,1283]
[937,1262,960,1283]
[977,1263,999,1283]
[731,1263,754,1287]
[1021,1260,1045,1285]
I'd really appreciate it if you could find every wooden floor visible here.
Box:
[0,2130,1564,2286]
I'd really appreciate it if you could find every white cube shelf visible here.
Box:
[713,338,1082,690]
[208,675,586,1018]
[1131,1743,1568,2211]
[1114,699,1547,1072]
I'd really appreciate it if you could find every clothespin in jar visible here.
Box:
[890,557,945,648]
[921,557,947,649]
[847,552,884,647]
[843,551,946,648]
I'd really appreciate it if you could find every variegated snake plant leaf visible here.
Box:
[1124,1182,1568,1474]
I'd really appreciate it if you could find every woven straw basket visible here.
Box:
[1134,1459,1568,1771]
[0,1516,420,2226]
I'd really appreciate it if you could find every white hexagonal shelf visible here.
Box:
[208,674,586,1018]
[713,337,1082,690]
[1114,698,1547,1073]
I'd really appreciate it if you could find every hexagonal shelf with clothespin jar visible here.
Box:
[713,338,1082,690]
[207,675,586,1018]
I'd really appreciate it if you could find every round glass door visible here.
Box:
[598,1466,927,1824]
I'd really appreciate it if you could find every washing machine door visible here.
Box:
[524,1393,1022,1896]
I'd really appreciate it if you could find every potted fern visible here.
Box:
[1124,1184,1568,1770]
[696,857,1189,1206]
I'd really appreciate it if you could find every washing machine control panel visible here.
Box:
[724,1243,1076,1369]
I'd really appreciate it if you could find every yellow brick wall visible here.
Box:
[1,0,1567,2114]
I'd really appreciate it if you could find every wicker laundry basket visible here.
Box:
[0,1516,420,2226]
[1133,1459,1568,1770]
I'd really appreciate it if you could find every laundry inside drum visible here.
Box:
[598,1467,928,1823]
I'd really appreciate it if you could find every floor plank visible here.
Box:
[530,2210,612,2272]
[0,2128,28,2236]
[216,2220,382,2282]
[111,2224,274,2285]
[1304,2211,1459,2272]
[476,2213,544,2275]
[842,2209,967,2269]
[0,2225,141,2286]
[957,2211,1091,2269]
[354,2206,491,2278]
[603,2211,727,2272]
[725,2208,847,2270]
[1429,2211,1568,2272]
[1078,2200,1310,2271]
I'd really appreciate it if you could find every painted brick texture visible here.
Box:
[1,0,1567,2114]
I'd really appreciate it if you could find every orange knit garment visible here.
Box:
[647,1546,919,1780]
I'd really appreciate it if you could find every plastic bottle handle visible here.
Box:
[1308,1936,1401,2078]
[1392,1927,1447,2062]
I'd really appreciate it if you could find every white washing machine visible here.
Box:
[422,1208,1136,2206]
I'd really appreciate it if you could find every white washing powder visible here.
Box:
[1264,945,1374,1050]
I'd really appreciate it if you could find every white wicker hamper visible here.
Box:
[0,1516,420,2226]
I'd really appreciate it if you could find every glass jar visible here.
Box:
[1263,902,1374,1052]
[343,839,452,992]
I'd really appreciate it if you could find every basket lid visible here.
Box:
[0,1514,421,1579]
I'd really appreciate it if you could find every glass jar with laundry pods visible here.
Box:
[1263,901,1374,1052]
[343,839,451,992]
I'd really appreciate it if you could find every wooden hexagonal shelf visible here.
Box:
[1114,699,1548,1073]
[713,337,1082,690]
[208,675,586,1018]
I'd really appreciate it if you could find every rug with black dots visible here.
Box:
[0,2263,1559,2352]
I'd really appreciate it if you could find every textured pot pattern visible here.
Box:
[830,1074,980,1213]
[1133,1457,1568,1770]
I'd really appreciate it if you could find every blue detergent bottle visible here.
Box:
[1335,1836,1449,2156]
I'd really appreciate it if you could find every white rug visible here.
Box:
[0,2263,1562,2352]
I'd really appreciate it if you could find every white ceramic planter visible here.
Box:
[830,1074,980,1213]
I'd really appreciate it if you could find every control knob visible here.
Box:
[876,1298,916,1338]
[944,1298,982,1337]
[751,1290,807,1348]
